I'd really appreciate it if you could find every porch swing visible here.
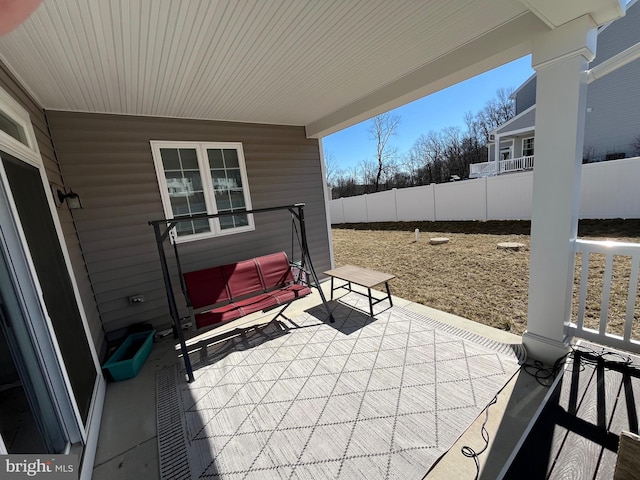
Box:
[149,203,334,382]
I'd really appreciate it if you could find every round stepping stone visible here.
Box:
[497,242,525,251]
[429,237,449,245]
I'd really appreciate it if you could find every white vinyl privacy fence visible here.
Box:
[330,157,640,223]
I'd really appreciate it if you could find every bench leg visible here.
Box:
[385,282,393,307]
[368,288,374,317]
[330,276,335,300]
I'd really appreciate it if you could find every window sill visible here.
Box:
[172,224,255,244]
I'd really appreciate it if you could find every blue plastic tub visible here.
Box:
[102,330,155,381]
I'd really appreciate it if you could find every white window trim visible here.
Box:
[150,141,254,243]
[522,136,535,156]
[0,87,39,163]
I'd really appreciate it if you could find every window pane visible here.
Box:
[227,169,243,189]
[207,149,224,168]
[215,191,231,211]
[234,214,249,227]
[207,146,249,232]
[160,148,180,170]
[211,170,233,191]
[169,195,189,216]
[0,110,28,145]
[168,187,205,212]
[164,143,211,236]
[193,219,210,233]
[165,171,203,194]
[179,149,199,169]
[175,219,194,236]
[219,214,248,230]
[219,215,235,229]
[523,138,534,156]
[223,149,239,168]
[219,214,249,230]
[185,192,205,214]
[229,191,246,209]
[174,216,211,237]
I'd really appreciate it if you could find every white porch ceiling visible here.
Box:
[0,0,626,137]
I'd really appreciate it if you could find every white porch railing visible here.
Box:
[469,155,535,178]
[469,161,497,177]
[568,239,640,354]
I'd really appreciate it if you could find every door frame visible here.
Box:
[0,85,104,477]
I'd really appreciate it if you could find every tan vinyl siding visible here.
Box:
[0,61,104,351]
[45,111,331,333]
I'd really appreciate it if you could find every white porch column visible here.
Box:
[523,15,597,364]
[494,135,501,174]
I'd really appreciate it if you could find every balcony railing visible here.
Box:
[568,239,640,354]
[469,155,535,178]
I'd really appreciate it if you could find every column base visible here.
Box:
[522,331,571,366]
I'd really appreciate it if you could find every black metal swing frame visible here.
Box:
[149,203,334,382]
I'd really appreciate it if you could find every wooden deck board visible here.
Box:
[595,368,624,480]
[548,355,624,479]
[504,347,640,480]
[547,353,601,480]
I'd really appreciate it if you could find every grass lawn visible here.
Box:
[331,219,640,337]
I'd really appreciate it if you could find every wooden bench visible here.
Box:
[323,264,395,317]
[183,251,312,330]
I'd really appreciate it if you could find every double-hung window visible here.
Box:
[522,137,534,157]
[151,141,253,242]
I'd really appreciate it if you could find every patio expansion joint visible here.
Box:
[93,435,158,469]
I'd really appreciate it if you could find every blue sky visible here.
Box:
[322,55,535,171]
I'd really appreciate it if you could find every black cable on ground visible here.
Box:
[460,395,498,480]
[456,365,524,480]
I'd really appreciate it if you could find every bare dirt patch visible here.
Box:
[331,220,640,336]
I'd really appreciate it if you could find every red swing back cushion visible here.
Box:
[183,266,229,309]
[256,252,294,289]
[223,258,264,298]
[183,252,296,310]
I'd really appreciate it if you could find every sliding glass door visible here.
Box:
[0,149,102,458]
[1,152,97,424]
[0,245,66,453]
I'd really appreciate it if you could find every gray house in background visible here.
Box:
[472,0,640,178]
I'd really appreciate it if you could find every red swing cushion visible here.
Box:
[183,251,311,330]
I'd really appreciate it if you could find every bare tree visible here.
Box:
[443,126,464,178]
[475,87,515,141]
[357,158,378,193]
[406,131,447,184]
[331,86,517,195]
[464,110,483,145]
[323,150,339,187]
[402,150,424,186]
[463,110,487,167]
[369,113,401,192]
